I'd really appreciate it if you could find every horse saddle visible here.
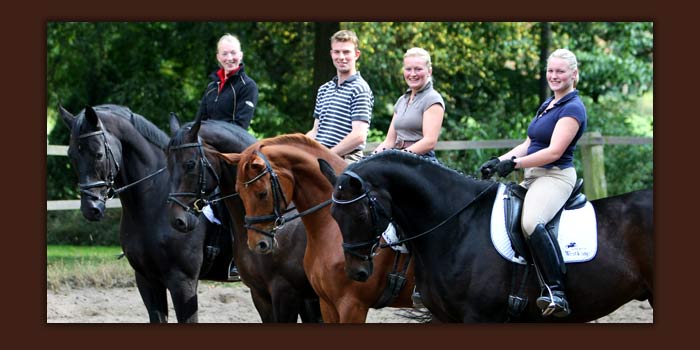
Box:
[491,179,597,264]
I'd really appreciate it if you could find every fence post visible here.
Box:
[580,131,607,200]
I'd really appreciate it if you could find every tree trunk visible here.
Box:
[312,22,340,101]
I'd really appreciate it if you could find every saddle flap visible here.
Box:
[503,183,531,261]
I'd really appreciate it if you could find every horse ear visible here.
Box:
[318,159,337,186]
[84,105,100,129]
[187,117,202,140]
[169,112,181,135]
[217,152,242,165]
[58,105,76,130]
[348,176,363,192]
[250,155,265,171]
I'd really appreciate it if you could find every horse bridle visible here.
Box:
[331,171,395,261]
[332,170,498,259]
[241,150,331,238]
[76,128,165,202]
[167,137,237,214]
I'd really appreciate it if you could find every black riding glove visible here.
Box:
[479,157,501,179]
[494,157,517,177]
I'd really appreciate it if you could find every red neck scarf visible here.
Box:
[216,66,241,92]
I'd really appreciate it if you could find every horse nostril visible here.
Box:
[174,218,187,232]
[85,207,103,221]
[356,270,369,282]
[257,240,270,253]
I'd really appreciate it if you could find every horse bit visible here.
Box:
[241,150,331,238]
[76,128,165,202]
[167,137,238,214]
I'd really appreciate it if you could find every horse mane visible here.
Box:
[85,104,170,149]
[347,149,474,180]
[259,133,321,150]
[170,119,257,150]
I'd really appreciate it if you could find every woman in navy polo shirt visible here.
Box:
[480,48,587,318]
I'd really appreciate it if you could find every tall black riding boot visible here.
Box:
[528,224,570,317]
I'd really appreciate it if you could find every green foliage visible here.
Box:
[47,22,653,239]
[47,209,121,246]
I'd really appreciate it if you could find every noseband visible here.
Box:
[241,150,331,238]
[77,128,165,202]
[331,171,394,261]
[167,137,237,214]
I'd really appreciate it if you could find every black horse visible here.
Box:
[60,104,226,322]
[320,150,653,322]
[166,117,322,323]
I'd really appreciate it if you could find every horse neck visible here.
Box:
[270,144,342,211]
[371,162,492,241]
[218,158,247,237]
[112,126,168,202]
[268,145,343,247]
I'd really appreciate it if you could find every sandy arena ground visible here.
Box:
[47,283,653,323]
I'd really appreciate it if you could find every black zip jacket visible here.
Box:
[196,64,258,130]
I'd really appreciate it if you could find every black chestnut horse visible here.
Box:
[320,150,653,322]
[60,104,225,323]
[166,117,321,323]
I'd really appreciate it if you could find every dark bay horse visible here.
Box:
[60,104,224,323]
[320,150,653,323]
[166,119,321,323]
[217,134,416,323]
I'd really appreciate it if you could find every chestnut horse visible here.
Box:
[218,134,416,323]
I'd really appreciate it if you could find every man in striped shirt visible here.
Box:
[306,30,374,163]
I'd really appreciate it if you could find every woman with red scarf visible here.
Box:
[197,33,258,130]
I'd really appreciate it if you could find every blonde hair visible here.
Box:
[217,33,242,54]
[404,47,433,70]
[548,48,579,87]
[330,30,359,50]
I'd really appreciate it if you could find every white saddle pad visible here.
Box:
[490,183,597,264]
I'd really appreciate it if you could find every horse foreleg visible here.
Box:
[270,286,304,323]
[249,288,274,322]
[135,272,168,323]
[337,300,370,323]
[319,299,340,323]
[167,275,199,323]
[299,298,323,323]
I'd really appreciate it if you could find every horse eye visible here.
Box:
[95,152,104,159]
[257,190,268,199]
[185,160,196,171]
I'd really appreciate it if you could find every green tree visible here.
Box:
[47,22,653,202]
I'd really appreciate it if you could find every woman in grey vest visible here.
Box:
[373,47,445,160]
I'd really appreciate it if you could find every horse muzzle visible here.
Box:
[168,204,199,233]
[344,256,373,282]
[80,196,106,221]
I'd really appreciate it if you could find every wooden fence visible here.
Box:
[46,132,652,210]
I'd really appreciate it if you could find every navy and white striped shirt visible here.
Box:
[313,72,373,150]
